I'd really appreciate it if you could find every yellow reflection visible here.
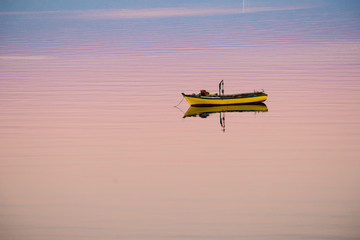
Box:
[183,103,268,132]
[184,103,268,118]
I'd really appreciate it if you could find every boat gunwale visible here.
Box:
[181,92,267,100]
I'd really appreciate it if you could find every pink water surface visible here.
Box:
[1,2,360,240]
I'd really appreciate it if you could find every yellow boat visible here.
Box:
[182,80,267,106]
[184,103,268,118]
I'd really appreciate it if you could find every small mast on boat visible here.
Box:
[219,80,224,96]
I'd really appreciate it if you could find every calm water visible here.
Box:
[1,1,360,239]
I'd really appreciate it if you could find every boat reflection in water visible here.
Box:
[183,103,268,132]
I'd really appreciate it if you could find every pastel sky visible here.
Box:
[0,0,359,26]
[0,0,317,11]
[1,0,359,62]
[0,0,358,12]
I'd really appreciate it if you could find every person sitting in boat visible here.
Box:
[200,90,209,96]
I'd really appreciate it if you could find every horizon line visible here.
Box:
[0,5,320,19]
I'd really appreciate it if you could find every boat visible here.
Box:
[182,80,267,106]
[183,103,268,118]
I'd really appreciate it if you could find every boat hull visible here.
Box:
[182,93,267,106]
